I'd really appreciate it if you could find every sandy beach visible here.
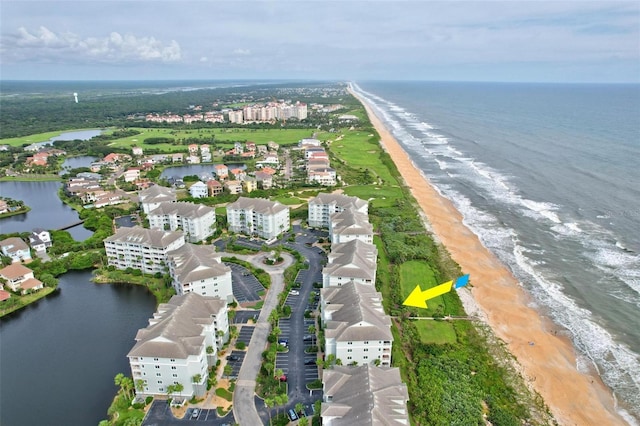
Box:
[351,88,626,426]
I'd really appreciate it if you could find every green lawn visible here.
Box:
[0,130,87,147]
[215,387,233,401]
[328,130,398,185]
[399,260,441,314]
[413,320,457,345]
[273,195,304,205]
[106,127,319,152]
[343,185,404,208]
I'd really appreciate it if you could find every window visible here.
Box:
[171,366,177,370]
[156,373,161,377]
[173,374,177,377]
[155,365,160,369]
[158,380,163,384]
[154,358,159,361]
[170,359,175,362]
[347,349,352,353]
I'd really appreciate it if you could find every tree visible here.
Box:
[274,393,288,419]
[295,402,304,417]
[135,379,147,394]
[224,364,233,379]
[115,373,133,400]
[275,368,284,390]
[264,397,274,425]
[298,417,309,426]
[192,374,202,384]
[308,325,316,346]
[174,382,184,397]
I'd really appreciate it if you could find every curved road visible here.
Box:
[230,252,294,426]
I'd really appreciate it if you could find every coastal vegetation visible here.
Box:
[326,101,553,425]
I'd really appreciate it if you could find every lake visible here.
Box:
[0,181,93,240]
[0,270,157,426]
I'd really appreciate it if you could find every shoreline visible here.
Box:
[350,87,626,425]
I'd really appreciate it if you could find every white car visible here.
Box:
[290,290,300,296]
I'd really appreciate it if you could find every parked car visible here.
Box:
[192,409,200,418]
[288,409,298,421]
[276,374,287,382]
[305,358,317,365]
[289,289,300,296]
[227,354,239,361]
[278,338,288,346]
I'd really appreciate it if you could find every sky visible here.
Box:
[1,1,639,83]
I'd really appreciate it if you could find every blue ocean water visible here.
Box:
[352,81,640,424]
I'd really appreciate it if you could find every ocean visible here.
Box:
[352,81,640,424]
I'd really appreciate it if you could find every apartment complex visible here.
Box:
[329,210,374,244]
[322,239,378,288]
[147,202,216,243]
[167,244,233,303]
[321,281,393,367]
[128,293,229,398]
[321,365,409,425]
[104,226,185,274]
[308,193,368,228]
[139,185,177,214]
[226,197,290,239]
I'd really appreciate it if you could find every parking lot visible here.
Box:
[227,262,264,303]
[232,310,260,324]
[236,325,254,346]
[225,350,246,379]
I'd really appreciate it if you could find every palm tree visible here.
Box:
[275,368,284,390]
[274,393,288,419]
[308,325,316,346]
[264,397,274,425]
[135,379,147,394]
[299,417,309,426]
[295,402,304,417]
[224,364,233,379]
[192,374,202,384]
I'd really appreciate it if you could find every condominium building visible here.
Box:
[321,281,393,367]
[148,202,216,243]
[321,365,409,425]
[322,240,377,288]
[104,226,185,274]
[128,293,229,398]
[329,210,374,244]
[167,244,233,303]
[139,185,177,214]
[308,193,368,228]
[226,197,290,239]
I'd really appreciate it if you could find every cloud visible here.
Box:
[232,48,251,56]
[3,26,182,64]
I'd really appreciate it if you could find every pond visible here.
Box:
[0,181,93,240]
[0,270,157,426]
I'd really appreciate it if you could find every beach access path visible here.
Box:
[350,87,626,426]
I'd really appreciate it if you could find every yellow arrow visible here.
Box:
[403,280,453,309]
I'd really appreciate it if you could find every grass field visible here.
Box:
[399,260,440,313]
[106,127,319,152]
[413,320,457,345]
[328,130,398,184]
[343,185,404,208]
[0,130,87,147]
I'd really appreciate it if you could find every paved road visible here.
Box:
[231,251,294,426]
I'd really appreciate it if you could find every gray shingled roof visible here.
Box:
[128,293,225,359]
[321,365,409,425]
[227,196,288,215]
[329,240,377,263]
[139,185,177,204]
[104,226,184,248]
[322,282,392,342]
[310,193,368,211]
[148,201,216,219]
[167,244,230,283]
[323,247,376,281]
[331,210,373,235]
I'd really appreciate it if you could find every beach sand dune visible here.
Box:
[352,89,625,426]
